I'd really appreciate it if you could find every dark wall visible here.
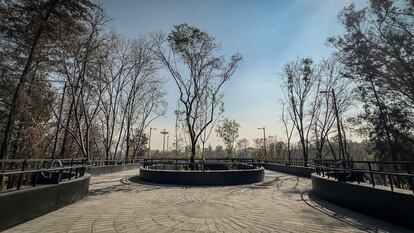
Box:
[139,167,264,185]
[0,174,90,231]
[87,163,140,176]
[261,163,314,178]
[311,173,414,230]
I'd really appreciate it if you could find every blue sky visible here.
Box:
[101,0,365,150]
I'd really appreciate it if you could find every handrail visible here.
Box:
[315,165,414,178]
[0,159,89,193]
[314,160,414,194]
[0,158,85,163]
[3,157,413,194]
[0,165,91,176]
[315,159,414,165]
[0,158,142,192]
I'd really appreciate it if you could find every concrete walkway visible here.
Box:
[5,170,412,233]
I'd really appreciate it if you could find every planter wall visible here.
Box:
[0,174,90,231]
[311,173,414,230]
[139,167,264,185]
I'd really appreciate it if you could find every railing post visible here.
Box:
[0,174,3,191]
[58,169,63,183]
[411,177,414,195]
[404,164,414,194]
[315,160,319,175]
[7,175,13,189]
[319,160,323,177]
[69,158,74,180]
[17,159,27,190]
[333,168,338,181]
[368,162,375,188]
[388,174,394,191]
[33,171,39,187]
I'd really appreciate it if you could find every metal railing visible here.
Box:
[1,158,86,171]
[259,158,313,167]
[243,157,414,193]
[3,156,413,194]
[0,157,143,192]
[89,158,141,167]
[314,159,414,194]
[142,157,256,168]
[0,159,89,192]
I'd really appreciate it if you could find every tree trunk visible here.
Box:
[287,144,291,163]
[60,100,74,158]
[190,142,196,170]
[125,122,131,159]
[300,137,308,166]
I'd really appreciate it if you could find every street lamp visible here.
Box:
[160,129,169,154]
[148,127,157,158]
[167,135,169,153]
[258,127,267,159]
[320,89,345,161]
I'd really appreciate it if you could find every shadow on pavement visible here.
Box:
[302,190,413,233]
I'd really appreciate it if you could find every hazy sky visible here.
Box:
[101,0,365,150]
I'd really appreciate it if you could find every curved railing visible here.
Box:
[314,159,414,194]
[142,157,256,168]
[2,157,413,193]
[0,158,89,192]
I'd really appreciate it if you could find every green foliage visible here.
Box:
[154,24,242,162]
[130,131,149,158]
[216,118,240,156]
[330,0,414,161]
[168,24,214,54]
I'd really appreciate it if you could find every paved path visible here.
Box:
[5,170,412,233]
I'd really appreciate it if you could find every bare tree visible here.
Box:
[198,90,224,159]
[152,24,241,166]
[281,102,294,163]
[95,34,166,160]
[313,60,353,160]
[0,0,96,160]
[280,58,321,166]
[127,78,166,158]
[53,11,110,160]
[0,1,167,163]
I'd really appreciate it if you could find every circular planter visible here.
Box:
[139,163,264,186]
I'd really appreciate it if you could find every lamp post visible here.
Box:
[167,135,169,153]
[148,127,157,158]
[258,127,267,159]
[320,89,345,161]
[161,129,169,154]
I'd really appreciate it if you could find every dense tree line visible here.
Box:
[1,0,412,165]
[279,0,413,164]
[0,0,166,161]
